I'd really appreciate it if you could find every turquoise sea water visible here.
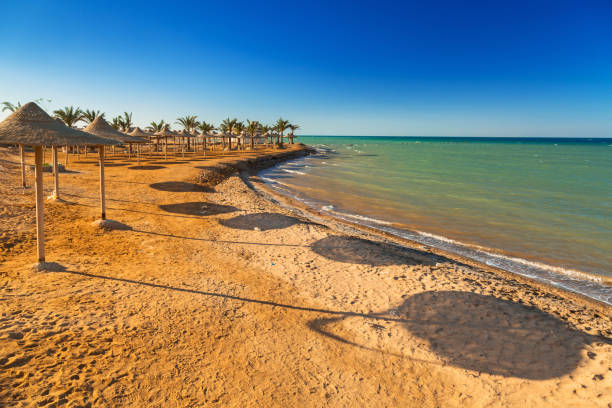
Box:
[259,136,612,304]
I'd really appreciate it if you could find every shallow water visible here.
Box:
[260,136,612,304]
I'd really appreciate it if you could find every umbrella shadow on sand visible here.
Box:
[311,235,437,267]
[149,181,214,193]
[308,290,604,380]
[159,202,237,216]
[93,163,128,167]
[219,212,306,231]
[128,165,166,170]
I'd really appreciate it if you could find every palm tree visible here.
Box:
[287,123,300,144]
[233,121,245,148]
[82,109,105,124]
[147,120,168,133]
[176,115,199,150]
[2,98,50,113]
[220,117,237,149]
[146,120,168,152]
[259,125,273,145]
[2,101,22,112]
[274,118,290,146]
[110,116,123,130]
[233,121,245,133]
[176,115,199,133]
[118,112,133,132]
[53,106,84,128]
[197,121,215,134]
[246,120,262,149]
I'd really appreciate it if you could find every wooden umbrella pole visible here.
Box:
[65,146,69,167]
[19,144,26,188]
[99,146,106,220]
[34,146,45,262]
[52,146,60,199]
[77,145,80,160]
[137,144,140,164]
[164,138,167,161]
[128,143,131,159]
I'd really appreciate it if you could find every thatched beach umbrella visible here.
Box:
[83,117,137,221]
[178,129,194,157]
[128,127,150,163]
[190,130,200,152]
[0,102,118,266]
[154,128,174,160]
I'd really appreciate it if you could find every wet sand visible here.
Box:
[0,145,610,407]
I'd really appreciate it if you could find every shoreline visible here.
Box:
[253,148,612,307]
[1,144,610,407]
[248,170,611,313]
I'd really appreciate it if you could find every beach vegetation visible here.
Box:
[274,118,290,146]
[110,116,122,130]
[220,117,237,149]
[2,101,22,112]
[53,106,84,127]
[82,109,105,124]
[197,121,215,134]
[147,120,169,133]
[176,115,200,133]
[119,112,133,132]
[287,123,300,144]
[246,120,262,149]
[2,99,51,113]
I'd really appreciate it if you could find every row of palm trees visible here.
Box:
[145,116,299,148]
[2,102,300,148]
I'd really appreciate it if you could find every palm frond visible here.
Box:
[53,106,84,127]
[2,101,22,112]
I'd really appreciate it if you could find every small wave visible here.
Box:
[416,231,601,283]
[282,169,306,175]
[323,208,393,226]
[260,177,278,184]
[260,177,292,188]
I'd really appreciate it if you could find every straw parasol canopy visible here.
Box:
[154,128,175,160]
[0,102,120,147]
[154,128,175,138]
[178,129,194,137]
[128,127,150,138]
[83,117,144,144]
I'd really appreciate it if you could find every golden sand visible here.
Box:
[1,145,610,407]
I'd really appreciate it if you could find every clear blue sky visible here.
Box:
[1,0,611,136]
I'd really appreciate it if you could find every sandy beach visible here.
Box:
[1,145,610,407]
